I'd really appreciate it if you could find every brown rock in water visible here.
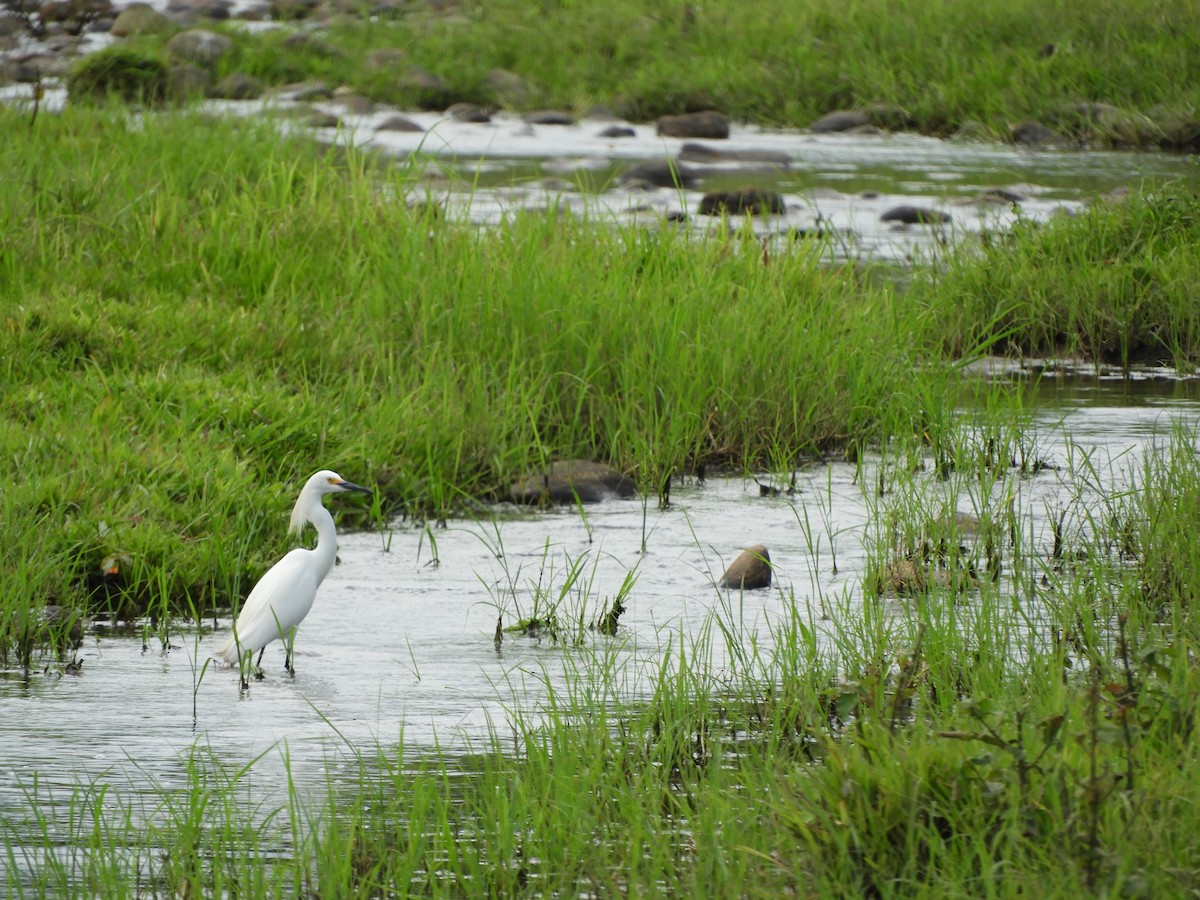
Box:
[511,459,636,505]
[719,545,772,590]
[656,110,730,139]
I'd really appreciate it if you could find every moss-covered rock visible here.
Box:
[67,47,169,105]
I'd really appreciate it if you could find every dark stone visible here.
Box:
[880,205,952,225]
[511,460,637,505]
[718,545,772,590]
[698,188,785,216]
[1012,120,1059,145]
[375,114,425,132]
[656,109,730,139]
[167,62,212,99]
[210,71,261,99]
[619,159,699,189]
[306,112,341,128]
[1159,118,1200,153]
[678,142,790,165]
[446,101,490,122]
[808,110,869,133]
[597,125,636,138]
[523,109,575,125]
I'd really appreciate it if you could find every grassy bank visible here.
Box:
[92,0,1200,143]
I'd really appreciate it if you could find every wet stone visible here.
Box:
[511,460,636,505]
[719,545,772,590]
[698,188,785,216]
[523,110,575,126]
[376,114,425,132]
[619,159,700,189]
[447,101,490,122]
[656,109,730,139]
[881,205,952,225]
[597,125,636,138]
[808,110,870,133]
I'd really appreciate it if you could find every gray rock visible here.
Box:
[375,114,424,132]
[808,110,869,133]
[167,62,212,98]
[401,66,447,92]
[718,545,772,590]
[523,109,575,125]
[1012,120,1059,145]
[597,124,636,138]
[268,0,318,19]
[486,67,527,104]
[511,460,636,505]
[306,111,341,128]
[163,29,232,67]
[656,109,730,139]
[166,0,231,21]
[108,2,173,35]
[619,158,699,189]
[881,205,952,225]
[446,101,489,122]
[678,142,790,165]
[211,71,262,100]
[334,89,374,114]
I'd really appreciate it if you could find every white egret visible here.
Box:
[214,470,372,676]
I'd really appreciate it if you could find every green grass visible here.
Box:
[0,103,957,630]
[97,0,1200,142]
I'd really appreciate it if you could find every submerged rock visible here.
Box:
[619,159,699,189]
[523,110,575,126]
[880,205,952,225]
[511,460,636,505]
[678,142,791,165]
[719,545,772,590]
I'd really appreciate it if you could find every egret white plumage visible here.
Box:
[214,469,372,676]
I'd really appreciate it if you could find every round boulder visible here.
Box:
[719,545,772,590]
[108,2,173,36]
[163,29,232,67]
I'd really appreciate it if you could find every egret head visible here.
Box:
[290,470,373,533]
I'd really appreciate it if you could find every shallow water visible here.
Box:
[3,373,1200,878]
[3,78,1194,265]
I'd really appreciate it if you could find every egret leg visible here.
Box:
[284,638,295,676]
